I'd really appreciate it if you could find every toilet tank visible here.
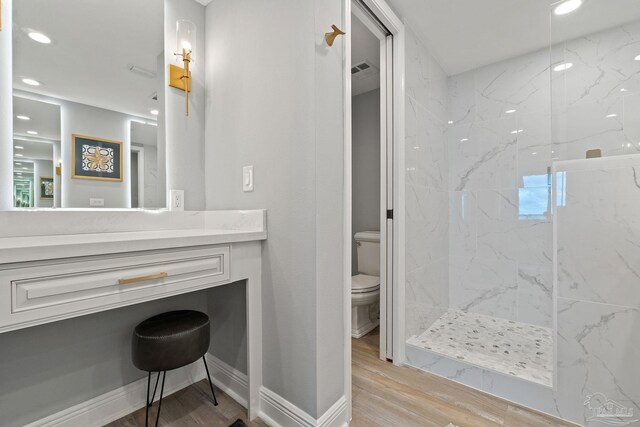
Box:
[355,231,380,276]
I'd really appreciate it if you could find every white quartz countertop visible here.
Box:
[0,210,267,264]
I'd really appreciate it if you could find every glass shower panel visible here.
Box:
[551,1,640,424]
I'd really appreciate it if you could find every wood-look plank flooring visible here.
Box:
[109,328,577,426]
[105,379,268,427]
[351,328,577,427]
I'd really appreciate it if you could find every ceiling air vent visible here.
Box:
[351,60,378,80]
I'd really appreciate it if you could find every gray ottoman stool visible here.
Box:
[132,310,218,427]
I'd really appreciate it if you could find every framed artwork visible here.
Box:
[39,176,54,199]
[72,134,123,182]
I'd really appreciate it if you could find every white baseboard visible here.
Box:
[24,354,249,427]
[259,387,348,427]
[204,353,249,408]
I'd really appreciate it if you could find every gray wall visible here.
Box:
[0,0,12,210]
[0,1,210,425]
[60,100,131,208]
[143,145,160,208]
[33,159,54,208]
[0,291,209,427]
[204,0,345,418]
[351,89,381,275]
[131,151,139,207]
[164,0,206,210]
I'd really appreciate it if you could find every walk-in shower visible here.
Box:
[401,1,640,425]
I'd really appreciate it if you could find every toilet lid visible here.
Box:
[351,274,380,293]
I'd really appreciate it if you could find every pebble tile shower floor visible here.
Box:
[406,310,553,387]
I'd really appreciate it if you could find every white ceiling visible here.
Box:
[13,96,60,141]
[12,96,57,164]
[351,13,381,96]
[13,138,54,163]
[387,0,640,75]
[13,0,163,119]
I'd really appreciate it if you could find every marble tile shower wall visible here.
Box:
[447,46,554,328]
[445,20,640,330]
[555,156,640,425]
[552,20,640,161]
[404,27,450,338]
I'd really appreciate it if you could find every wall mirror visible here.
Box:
[11,0,165,209]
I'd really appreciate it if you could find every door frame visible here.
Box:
[343,0,405,420]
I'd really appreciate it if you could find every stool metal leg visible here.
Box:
[202,356,219,406]
[145,373,151,427]
[154,371,167,427]
[148,372,161,407]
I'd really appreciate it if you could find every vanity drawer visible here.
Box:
[8,245,229,315]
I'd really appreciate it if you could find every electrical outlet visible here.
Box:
[89,198,104,207]
[169,190,185,211]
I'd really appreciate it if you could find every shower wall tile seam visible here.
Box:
[556,296,639,311]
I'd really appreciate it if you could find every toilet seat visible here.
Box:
[351,274,380,294]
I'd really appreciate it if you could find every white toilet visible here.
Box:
[352,231,380,338]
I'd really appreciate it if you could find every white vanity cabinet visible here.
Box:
[0,211,266,421]
[0,245,230,333]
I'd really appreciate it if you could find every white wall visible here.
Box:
[60,101,131,208]
[352,89,380,274]
[446,19,640,329]
[404,26,450,339]
[555,155,640,425]
[204,0,345,418]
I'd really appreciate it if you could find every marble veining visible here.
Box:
[407,310,553,387]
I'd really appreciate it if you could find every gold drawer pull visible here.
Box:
[119,272,169,285]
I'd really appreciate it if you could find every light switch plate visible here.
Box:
[89,198,104,207]
[243,166,254,192]
[169,189,185,211]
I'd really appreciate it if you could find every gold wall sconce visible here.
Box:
[325,25,345,47]
[169,19,196,116]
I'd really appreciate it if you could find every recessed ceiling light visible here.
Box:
[606,113,618,118]
[460,138,469,142]
[511,129,524,134]
[554,0,582,16]
[621,88,629,92]
[28,31,51,44]
[553,62,573,72]
[26,131,38,135]
[14,146,24,150]
[505,109,517,114]
[532,152,537,155]
[150,109,159,116]
[22,78,40,86]
[635,55,640,61]
[447,120,454,125]
[16,115,30,121]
